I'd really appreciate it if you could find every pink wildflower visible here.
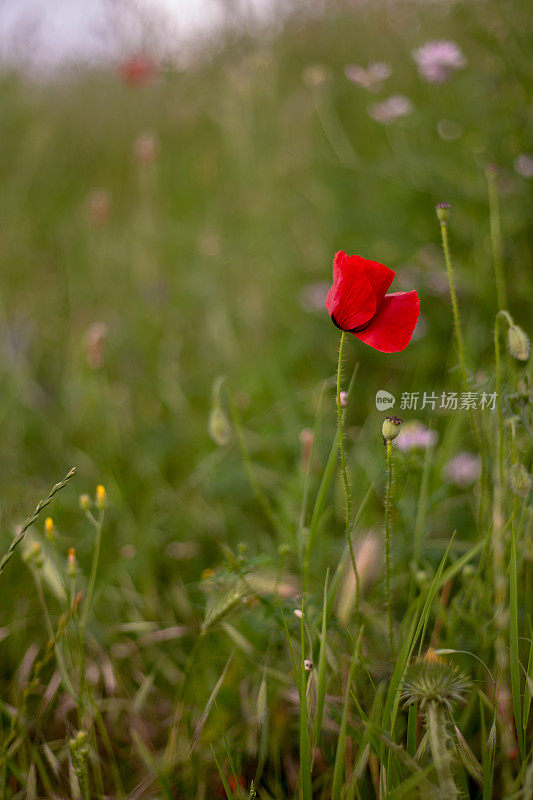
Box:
[368,95,413,124]
[413,40,467,83]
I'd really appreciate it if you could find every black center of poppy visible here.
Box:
[330,313,373,333]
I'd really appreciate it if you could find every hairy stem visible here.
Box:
[384,440,394,659]
[336,331,359,617]
[426,703,457,800]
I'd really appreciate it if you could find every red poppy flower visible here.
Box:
[326,251,420,353]
[117,54,157,87]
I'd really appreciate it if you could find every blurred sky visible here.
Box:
[0,0,284,71]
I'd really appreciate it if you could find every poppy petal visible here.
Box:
[326,251,378,330]
[352,290,420,353]
[360,257,395,303]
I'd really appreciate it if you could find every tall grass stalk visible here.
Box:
[0,467,76,577]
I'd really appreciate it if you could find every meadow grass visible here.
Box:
[0,0,531,797]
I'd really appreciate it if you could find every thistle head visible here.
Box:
[401,654,470,712]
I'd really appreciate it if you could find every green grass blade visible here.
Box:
[509,528,525,758]
[314,570,329,748]
[331,626,363,800]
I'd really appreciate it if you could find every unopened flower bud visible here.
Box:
[382,416,402,442]
[435,201,450,223]
[96,485,106,509]
[509,463,532,498]
[339,391,348,408]
[68,547,78,578]
[304,658,313,672]
[507,324,530,361]
[24,541,44,569]
[44,516,55,542]
[79,494,91,511]
[294,609,303,619]
[208,406,231,446]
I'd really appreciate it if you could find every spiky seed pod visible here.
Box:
[401,656,470,713]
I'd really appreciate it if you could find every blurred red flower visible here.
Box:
[117,54,157,87]
[326,251,420,352]
[217,774,246,796]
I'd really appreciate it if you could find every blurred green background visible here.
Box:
[0,0,531,791]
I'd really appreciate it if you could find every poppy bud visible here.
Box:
[435,202,451,223]
[507,324,530,361]
[509,463,532,498]
[382,416,402,442]
[45,516,55,542]
[208,406,232,446]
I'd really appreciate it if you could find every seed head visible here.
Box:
[401,656,470,712]
[382,416,402,442]
[507,324,530,361]
[435,202,451,223]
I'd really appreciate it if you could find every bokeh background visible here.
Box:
[0,0,531,793]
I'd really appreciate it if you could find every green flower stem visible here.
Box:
[384,440,394,660]
[336,331,359,617]
[439,217,486,521]
[81,508,104,627]
[426,703,458,800]
[486,167,507,312]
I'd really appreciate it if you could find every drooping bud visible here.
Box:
[208,377,231,446]
[44,517,55,542]
[435,202,450,223]
[507,324,530,361]
[208,407,232,446]
[382,416,402,443]
[509,463,532,498]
